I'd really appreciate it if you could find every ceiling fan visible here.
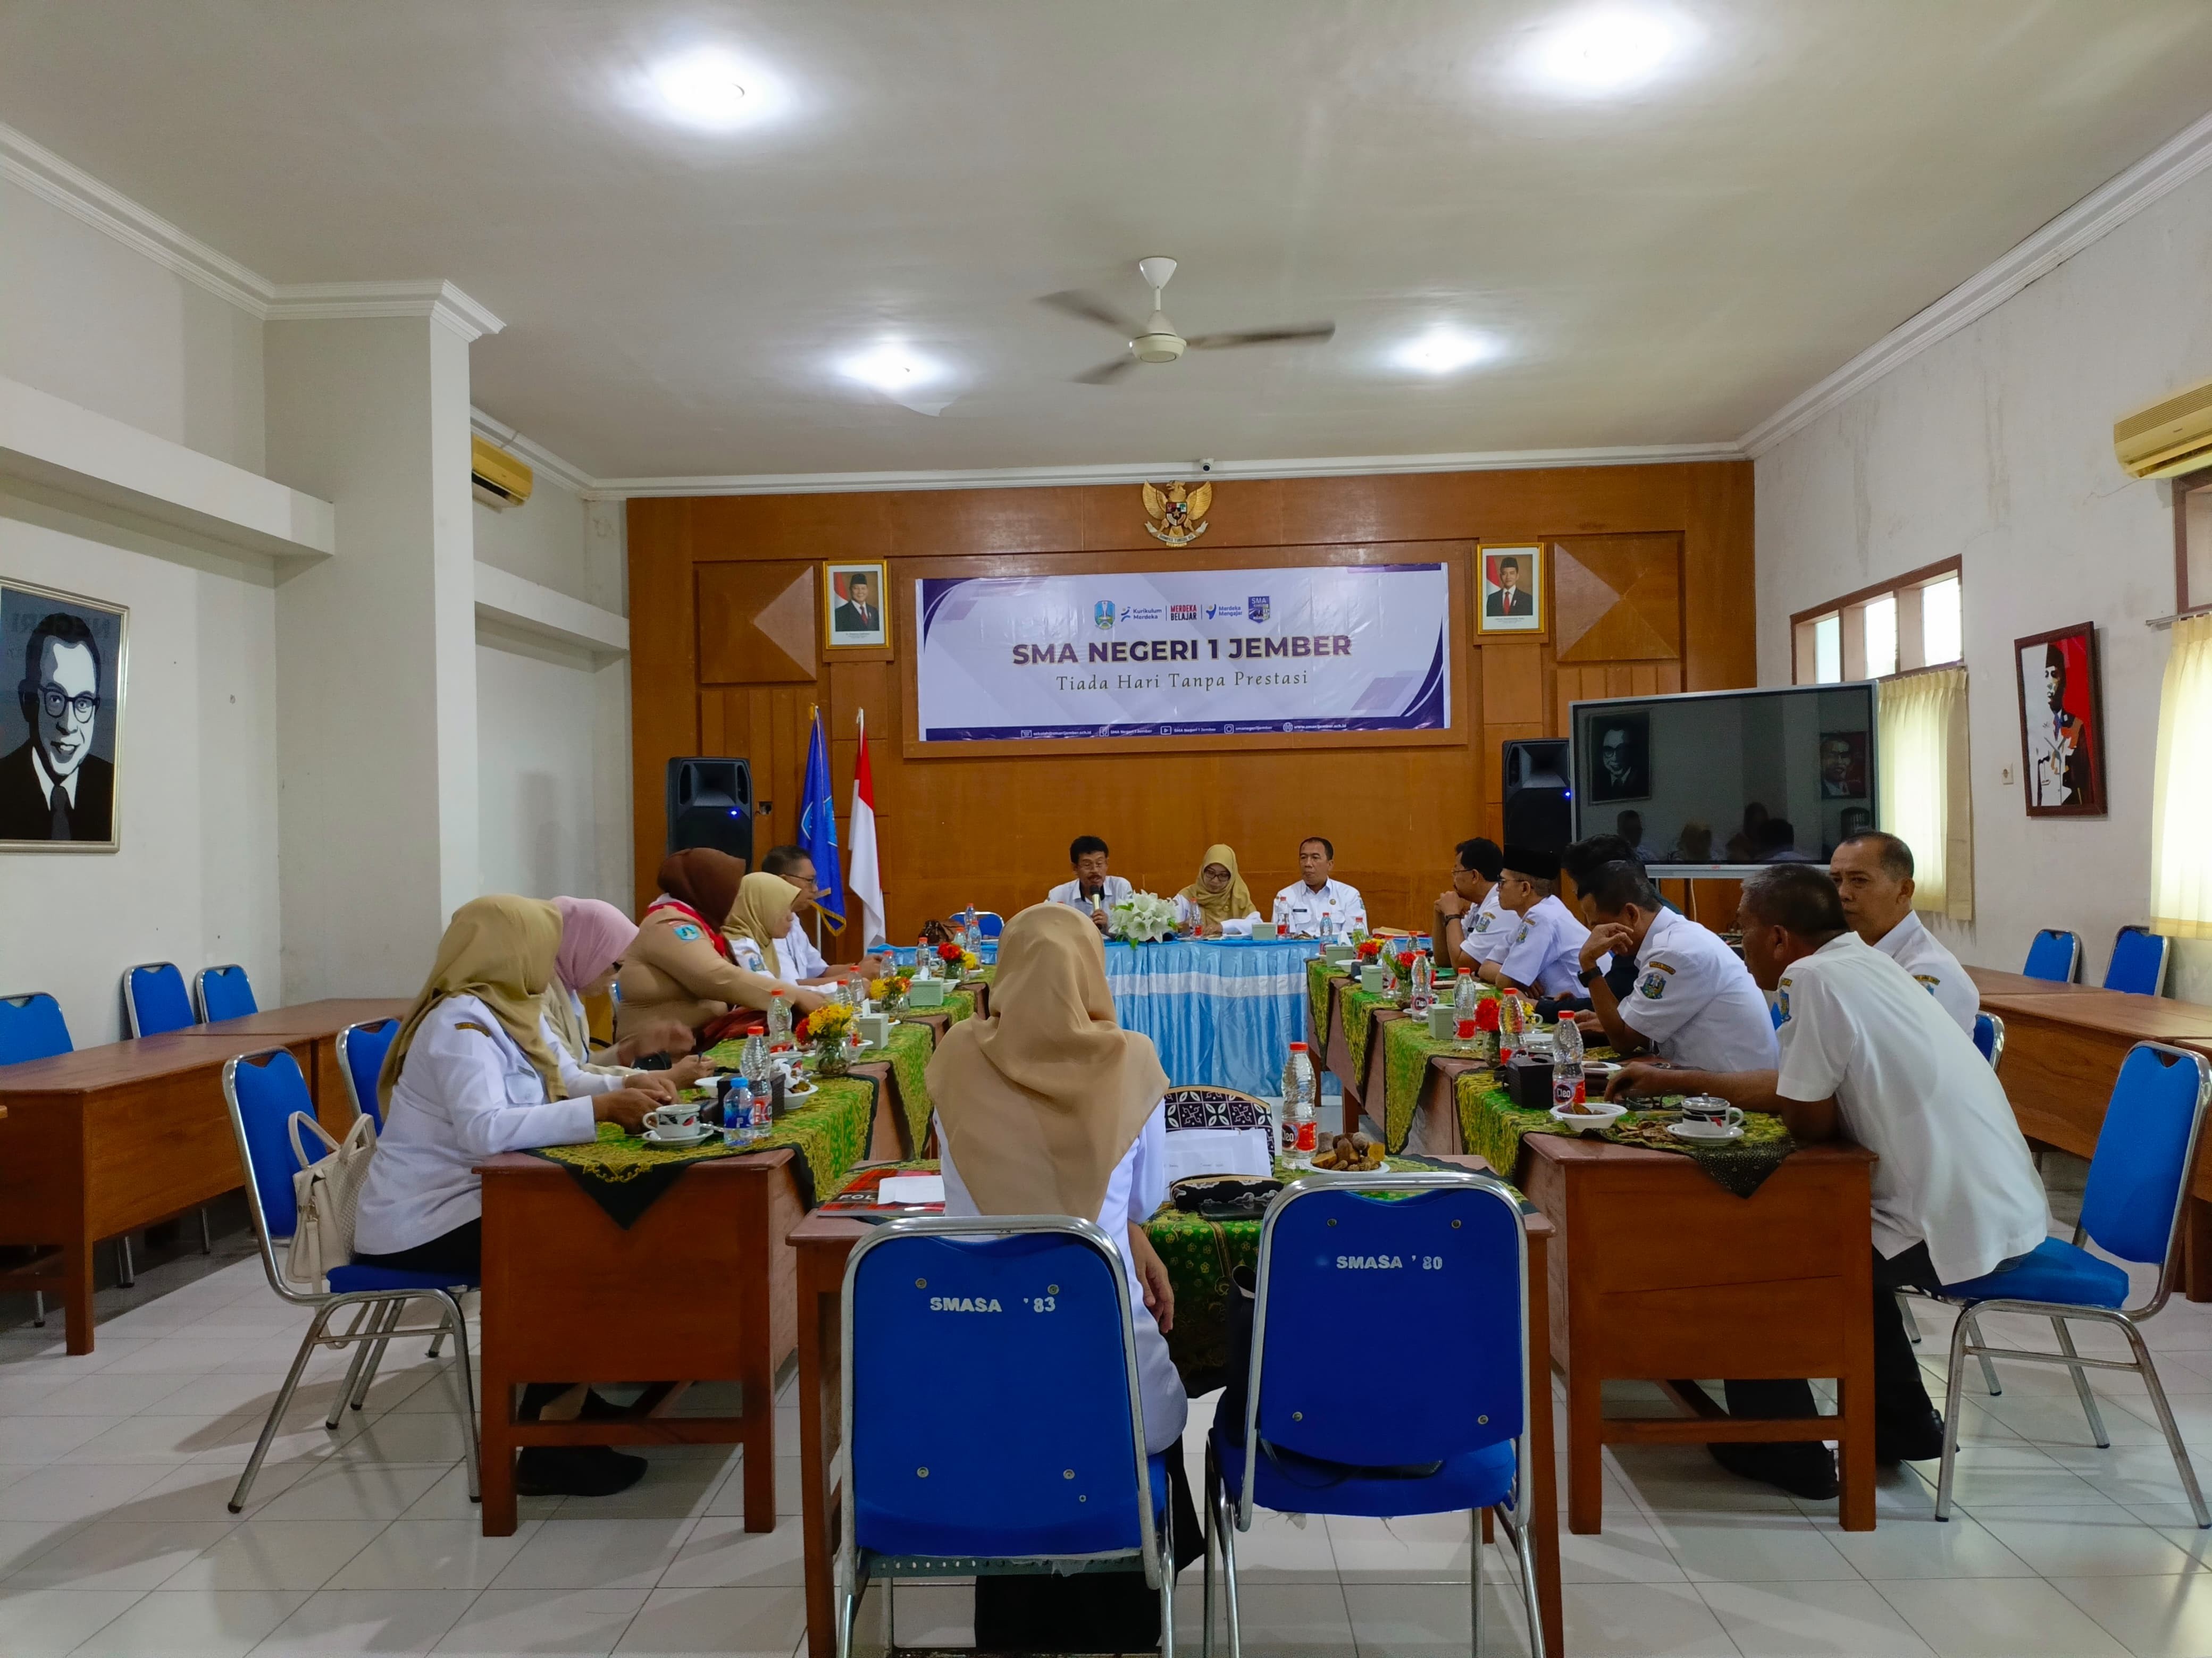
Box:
[1041,256,1335,384]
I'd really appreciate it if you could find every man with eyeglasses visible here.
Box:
[754,843,885,987]
[2,611,114,843]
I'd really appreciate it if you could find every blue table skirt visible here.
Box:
[1103,937,1323,1097]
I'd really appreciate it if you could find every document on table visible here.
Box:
[877,1175,945,1206]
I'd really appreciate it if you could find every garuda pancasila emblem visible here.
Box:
[1142,480,1212,546]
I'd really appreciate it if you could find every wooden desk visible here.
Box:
[1970,979,2212,1298]
[0,998,408,1353]
[1963,966,2084,998]
[1519,1134,1877,1535]
[786,1158,1565,1658]
[473,1081,905,1535]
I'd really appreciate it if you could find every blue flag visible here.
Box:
[799,708,846,933]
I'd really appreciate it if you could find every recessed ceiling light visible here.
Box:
[841,343,944,394]
[1525,7,1689,95]
[646,46,773,130]
[1396,329,1498,375]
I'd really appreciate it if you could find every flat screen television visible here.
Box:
[1569,683,1879,876]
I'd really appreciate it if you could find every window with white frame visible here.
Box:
[1792,559,1964,685]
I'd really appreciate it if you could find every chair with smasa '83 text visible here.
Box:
[836,1215,1176,1658]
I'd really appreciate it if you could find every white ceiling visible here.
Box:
[5,1,2212,481]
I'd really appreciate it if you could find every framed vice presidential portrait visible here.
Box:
[1587,708,1650,804]
[1477,543,1543,634]
[2015,621,2106,817]
[0,578,128,852]
[824,561,890,654]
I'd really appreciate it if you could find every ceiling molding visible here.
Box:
[0,117,276,315]
[1738,106,2212,458]
[266,279,505,341]
[589,441,1746,499]
[470,407,596,496]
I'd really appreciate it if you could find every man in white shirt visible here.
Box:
[1612,865,2050,1498]
[1436,838,1508,972]
[1273,836,1366,936]
[1574,861,1778,1073]
[1830,832,1976,1036]
[757,843,886,987]
[1477,845,1593,1000]
[1046,834,1131,931]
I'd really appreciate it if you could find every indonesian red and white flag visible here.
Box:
[848,711,887,947]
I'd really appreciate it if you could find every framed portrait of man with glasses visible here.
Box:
[1,579,128,851]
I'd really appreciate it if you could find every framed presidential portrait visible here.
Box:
[1586,708,1650,803]
[824,560,891,657]
[1476,543,1543,635]
[0,578,129,852]
[2015,621,2106,817]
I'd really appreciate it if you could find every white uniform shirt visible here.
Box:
[1457,887,1513,966]
[1172,893,1260,933]
[545,993,625,1098]
[1618,908,1780,1073]
[1775,932,2048,1283]
[1497,893,1592,999]
[1048,874,1133,912]
[1871,911,1977,1037]
[1273,878,1367,938]
[938,1102,1186,1455]
[353,994,597,1256]
[778,913,830,984]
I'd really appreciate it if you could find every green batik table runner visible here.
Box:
[1305,957,1340,1047]
[526,1071,879,1226]
[877,1020,938,1152]
[1337,983,1398,1083]
[1451,1073,1796,1198]
[1378,1015,1488,1154]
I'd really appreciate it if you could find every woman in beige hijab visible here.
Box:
[1173,843,1262,936]
[927,901,1196,1650]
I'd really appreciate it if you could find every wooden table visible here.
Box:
[0,997,408,1353]
[1967,967,2212,1298]
[785,1156,1565,1658]
[472,1070,906,1535]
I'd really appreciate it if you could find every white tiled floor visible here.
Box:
[7,1231,2212,1655]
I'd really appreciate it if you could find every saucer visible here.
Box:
[643,1124,712,1147]
[1668,1120,1743,1142]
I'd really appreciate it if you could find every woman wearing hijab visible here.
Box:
[1172,843,1262,936]
[352,896,661,1496]
[616,849,826,1041]
[542,897,711,1097]
[719,871,800,981]
[925,902,1199,1649]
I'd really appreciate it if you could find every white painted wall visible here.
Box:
[0,176,264,473]
[1756,163,2212,998]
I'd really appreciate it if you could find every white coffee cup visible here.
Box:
[1680,1096,1743,1131]
[645,1104,702,1137]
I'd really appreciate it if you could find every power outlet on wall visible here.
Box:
[2000,763,2015,786]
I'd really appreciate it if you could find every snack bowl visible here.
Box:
[1548,1101,1628,1129]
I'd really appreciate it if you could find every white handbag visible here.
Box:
[283,1109,377,1287]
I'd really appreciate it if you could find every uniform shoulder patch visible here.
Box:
[671,922,703,942]
[1512,922,1530,945]
[1471,911,1492,933]
[1913,973,1941,990]
[454,1020,496,1040]
[1639,961,1676,999]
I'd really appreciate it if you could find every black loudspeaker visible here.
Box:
[666,757,755,867]
[1501,739,1573,854]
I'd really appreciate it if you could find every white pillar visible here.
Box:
[263,284,501,998]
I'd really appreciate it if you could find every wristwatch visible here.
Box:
[1577,963,1604,988]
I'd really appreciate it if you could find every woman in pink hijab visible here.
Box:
[545,897,712,1094]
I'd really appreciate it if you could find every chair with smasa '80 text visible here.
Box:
[2104,926,2171,998]
[1207,1172,1545,1657]
[194,964,258,1022]
[836,1215,1176,1658]
[222,1047,480,1513]
[1930,1041,2211,1528]
[2022,929,2083,984]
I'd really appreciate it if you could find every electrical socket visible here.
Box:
[2000,764,2015,786]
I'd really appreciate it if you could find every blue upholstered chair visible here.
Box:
[837,1216,1174,1658]
[1973,1012,2005,1068]
[194,964,258,1022]
[2104,927,2171,998]
[1,992,76,1327]
[2022,929,2082,983]
[338,1019,399,1132]
[122,962,197,1034]
[976,911,1007,939]
[222,1048,480,1513]
[1931,1041,2212,1528]
[1208,1173,1544,1657]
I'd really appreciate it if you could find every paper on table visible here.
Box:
[877,1174,946,1206]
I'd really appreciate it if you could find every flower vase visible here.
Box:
[811,1037,851,1079]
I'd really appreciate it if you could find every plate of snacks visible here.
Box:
[1308,1132,1386,1173]
[1548,1100,1628,1128]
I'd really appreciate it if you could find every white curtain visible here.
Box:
[2151,615,2212,938]
[1878,667,1973,921]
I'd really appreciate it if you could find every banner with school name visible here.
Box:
[912,563,1449,742]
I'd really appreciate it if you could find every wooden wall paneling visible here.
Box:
[696,560,819,684]
[1552,534,1683,663]
[628,500,703,911]
[1682,461,1757,692]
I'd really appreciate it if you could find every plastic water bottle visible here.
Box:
[1454,972,1482,1046]
[767,988,793,1051]
[730,1034,770,1146]
[914,935,934,980]
[1411,952,1434,1013]
[1321,910,1337,945]
[1499,993,1524,1065]
[1552,1016,1585,1110]
[1282,1041,1317,1158]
